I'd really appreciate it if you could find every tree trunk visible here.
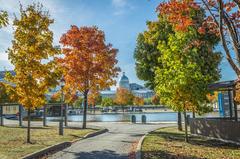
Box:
[177,111,182,131]
[192,110,195,118]
[184,110,189,142]
[27,108,31,143]
[82,91,88,129]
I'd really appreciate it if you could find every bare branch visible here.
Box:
[219,0,240,75]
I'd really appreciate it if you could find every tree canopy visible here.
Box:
[114,88,134,106]
[5,3,60,143]
[134,16,173,89]
[158,0,240,76]
[6,3,60,110]
[58,25,120,128]
[154,1,221,113]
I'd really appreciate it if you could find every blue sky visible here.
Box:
[0,0,237,87]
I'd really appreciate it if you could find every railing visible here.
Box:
[189,118,240,143]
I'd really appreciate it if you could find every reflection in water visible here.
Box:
[48,112,191,122]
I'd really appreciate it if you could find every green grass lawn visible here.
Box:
[142,127,240,159]
[0,126,97,159]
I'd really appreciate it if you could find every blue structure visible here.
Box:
[209,80,237,120]
[218,92,224,117]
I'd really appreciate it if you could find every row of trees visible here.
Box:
[134,0,226,142]
[51,87,159,108]
[0,3,119,143]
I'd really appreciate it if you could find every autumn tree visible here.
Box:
[207,91,218,103]
[151,95,160,105]
[5,3,60,143]
[114,88,134,112]
[134,14,186,129]
[88,90,101,113]
[49,93,61,103]
[0,83,12,103]
[58,26,119,128]
[0,10,8,28]
[155,2,221,142]
[135,14,183,130]
[88,91,99,106]
[158,0,240,76]
[133,96,144,106]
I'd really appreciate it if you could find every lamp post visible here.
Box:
[59,76,65,135]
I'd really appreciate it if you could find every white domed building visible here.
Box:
[100,72,154,99]
[119,72,130,90]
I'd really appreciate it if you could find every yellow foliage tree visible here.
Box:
[5,3,60,143]
[133,96,144,106]
[114,88,134,112]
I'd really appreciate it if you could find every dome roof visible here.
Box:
[120,72,129,81]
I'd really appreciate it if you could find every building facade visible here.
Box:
[100,72,154,99]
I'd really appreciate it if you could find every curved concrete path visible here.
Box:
[48,122,173,159]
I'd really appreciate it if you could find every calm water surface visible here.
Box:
[47,112,213,122]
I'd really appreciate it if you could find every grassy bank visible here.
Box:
[142,127,240,159]
[0,126,97,159]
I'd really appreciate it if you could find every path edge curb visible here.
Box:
[135,132,148,159]
[21,128,108,159]
[135,126,171,159]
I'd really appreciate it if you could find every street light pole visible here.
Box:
[59,76,65,135]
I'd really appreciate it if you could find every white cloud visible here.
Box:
[112,0,135,16]
[112,0,127,8]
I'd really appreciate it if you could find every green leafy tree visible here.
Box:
[101,98,114,107]
[134,15,184,130]
[135,3,221,141]
[144,98,152,105]
[5,3,60,143]
[154,10,221,142]
[134,16,173,89]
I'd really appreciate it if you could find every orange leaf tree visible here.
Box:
[114,88,134,111]
[50,92,60,103]
[133,96,144,106]
[151,95,160,105]
[58,26,120,128]
[88,90,100,107]
[158,0,240,76]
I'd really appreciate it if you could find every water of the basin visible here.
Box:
[47,112,208,122]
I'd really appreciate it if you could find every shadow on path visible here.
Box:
[62,149,127,159]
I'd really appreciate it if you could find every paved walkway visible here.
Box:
[48,122,173,159]
[3,119,173,159]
